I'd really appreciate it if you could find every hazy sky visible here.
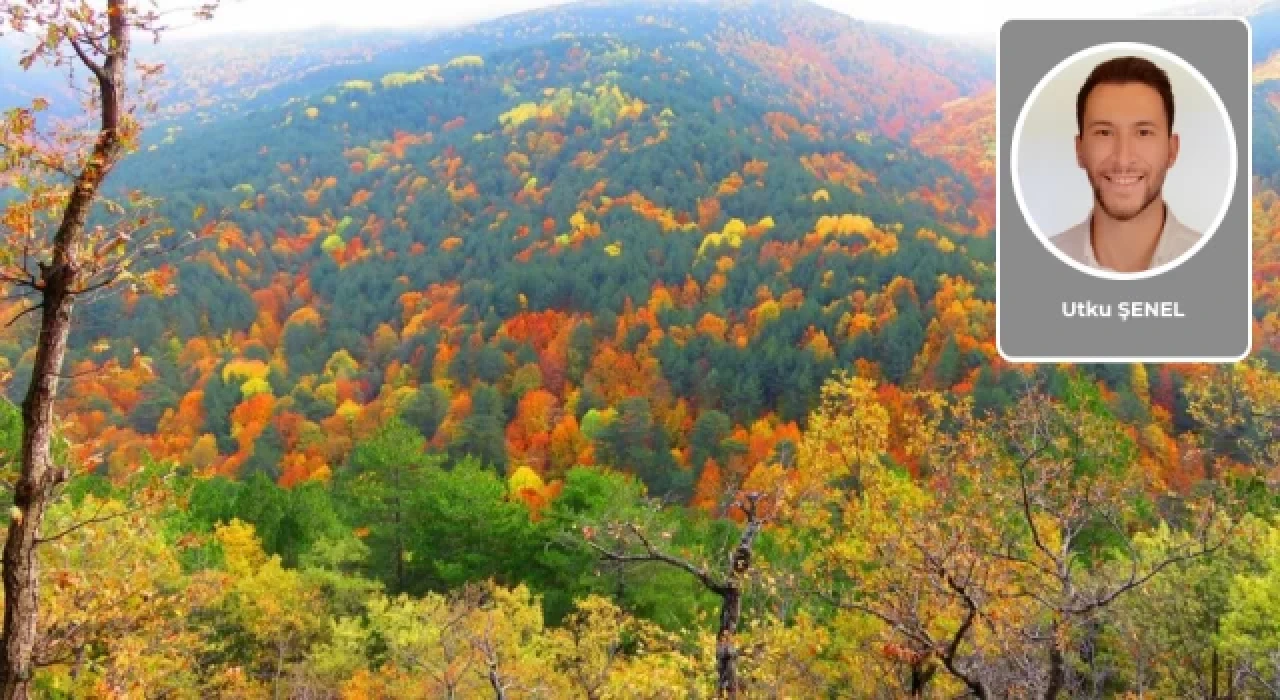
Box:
[164,0,1208,39]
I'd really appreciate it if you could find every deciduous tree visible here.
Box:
[0,1,220,693]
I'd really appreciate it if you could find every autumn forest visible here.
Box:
[2,0,1280,697]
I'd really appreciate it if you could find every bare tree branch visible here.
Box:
[37,502,146,546]
[585,522,725,594]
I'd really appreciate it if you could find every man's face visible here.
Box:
[1075,81,1180,222]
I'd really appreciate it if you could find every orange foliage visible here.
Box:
[696,197,721,230]
[230,393,276,455]
[585,346,663,406]
[716,172,744,197]
[800,152,875,195]
[506,390,559,473]
[695,313,729,341]
[743,159,769,178]
[763,111,802,140]
[548,414,586,478]
[692,458,723,512]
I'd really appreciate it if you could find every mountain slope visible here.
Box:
[0,0,1014,494]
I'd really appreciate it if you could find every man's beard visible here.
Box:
[1090,172,1163,222]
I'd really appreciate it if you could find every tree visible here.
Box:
[584,490,774,697]
[1111,518,1264,697]
[797,372,1237,699]
[336,418,436,592]
[1183,359,1280,480]
[399,383,448,442]
[210,519,325,696]
[1221,518,1280,695]
[25,490,216,696]
[454,383,507,473]
[0,1,220,694]
[546,594,700,699]
[896,380,1232,698]
[405,456,534,594]
[690,411,730,463]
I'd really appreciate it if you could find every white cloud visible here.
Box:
[165,0,1208,39]
[812,0,1208,35]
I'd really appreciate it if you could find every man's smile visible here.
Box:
[1103,173,1145,192]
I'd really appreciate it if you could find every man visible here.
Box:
[1051,55,1200,273]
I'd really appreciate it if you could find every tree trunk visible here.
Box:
[909,662,934,697]
[0,2,126,695]
[1226,655,1235,699]
[273,639,285,700]
[715,585,742,699]
[1212,647,1220,700]
[0,277,75,698]
[1045,638,1066,700]
[487,659,507,700]
[716,510,761,699]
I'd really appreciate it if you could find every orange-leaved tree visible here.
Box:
[0,0,219,694]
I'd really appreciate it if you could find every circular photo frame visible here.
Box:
[1011,41,1237,280]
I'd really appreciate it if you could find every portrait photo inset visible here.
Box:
[1012,43,1236,280]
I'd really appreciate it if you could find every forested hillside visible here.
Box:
[6,0,1002,499]
[2,0,1280,697]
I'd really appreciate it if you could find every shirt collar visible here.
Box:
[1080,202,1197,271]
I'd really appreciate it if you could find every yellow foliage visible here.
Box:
[793,371,891,498]
[240,376,272,398]
[304,107,319,119]
[35,497,213,696]
[500,102,540,128]
[313,382,338,406]
[697,232,723,257]
[321,234,345,254]
[222,359,269,384]
[754,299,781,326]
[838,214,875,236]
[446,54,484,69]
[284,307,322,328]
[509,465,546,495]
[336,400,362,421]
[381,70,428,88]
[215,519,268,576]
[547,596,691,699]
[812,188,830,202]
[722,218,747,238]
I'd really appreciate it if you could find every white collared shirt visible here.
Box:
[1050,203,1201,272]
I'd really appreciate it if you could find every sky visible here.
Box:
[163,0,1214,40]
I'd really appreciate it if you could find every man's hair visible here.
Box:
[1076,56,1175,134]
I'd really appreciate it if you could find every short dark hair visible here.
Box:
[1076,56,1175,134]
